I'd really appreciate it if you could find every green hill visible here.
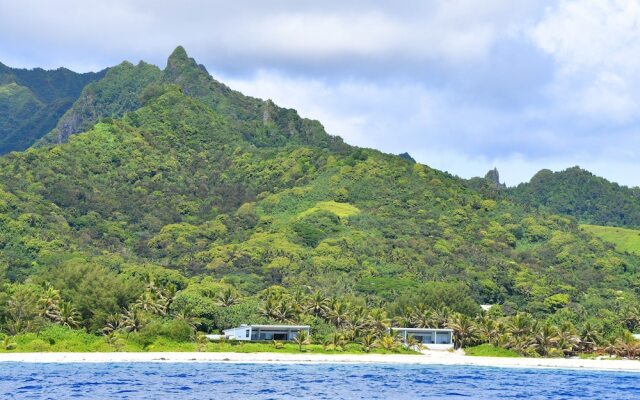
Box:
[0,48,639,346]
[580,224,640,256]
[0,62,104,153]
[509,167,640,228]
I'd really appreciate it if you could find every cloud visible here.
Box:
[532,0,640,122]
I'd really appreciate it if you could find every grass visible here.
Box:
[0,326,417,355]
[297,201,360,219]
[464,344,520,358]
[580,224,640,255]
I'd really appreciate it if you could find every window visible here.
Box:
[245,329,250,338]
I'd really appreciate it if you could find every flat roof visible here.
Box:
[392,327,453,332]
[227,324,311,330]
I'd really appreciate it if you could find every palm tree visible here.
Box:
[216,287,239,307]
[477,315,500,346]
[556,321,580,356]
[330,332,346,351]
[134,290,165,316]
[328,301,349,328]
[535,323,559,356]
[2,336,17,351]
[368,308,391,335]
[376,333,399,351]
[293,330,311,352]
[360,333,376,353]
[406,335,424,352]
[260,297,280,320]
[56,301,82,329]
[306,292,329,318]
[579,322,600,353]
[274,301,296,323]
[393,306,414,328]
[508,313,536,339]
[103,313,123,335]
[411,304,434,328]
[122,308,146,332]
[37,286,61,320]
[447,314,477,349]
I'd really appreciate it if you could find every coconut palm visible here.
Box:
[216,287,239,307]
[274,301,296,323]
[260,297,280,320]
[134,290,165,316]
[330,332,346,351]
[579,322,600,353]
[508,313,536,339]
[306,292,330,318]
[367,308,390,335]
[535,323,559,356]
[447,314,477,349]
[360,333,376,353]
[376,333,399,351]
[293,330,311,352]
[122,308,146,333]
[328,301,349,328]
[56,301,82,329]
[477,315,500,346]
[37,286,61,320]
[406,334,425,352]
[103,313,123,335]
[556,321,580,356]
[393,306,414,328]
[2,336,17,351]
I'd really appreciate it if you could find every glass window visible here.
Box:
[245,329,250,338]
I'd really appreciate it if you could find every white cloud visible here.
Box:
[532,0,640,121]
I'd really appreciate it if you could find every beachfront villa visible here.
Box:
[222,324,311,341]
[392,327,454,350]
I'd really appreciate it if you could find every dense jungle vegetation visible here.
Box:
[1,47,640,357]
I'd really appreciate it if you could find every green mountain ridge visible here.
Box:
[0,62,105,153]
[509,166,640,228]
[0,48,639,346]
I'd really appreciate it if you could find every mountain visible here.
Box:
[510,167,640,228]
[38,46,346,152]
[0,48,639,340]
[0,62,105,153]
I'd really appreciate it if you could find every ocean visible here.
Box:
[1,362,639,399]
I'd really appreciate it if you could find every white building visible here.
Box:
[392,327,454,350]
[223,324,311,341]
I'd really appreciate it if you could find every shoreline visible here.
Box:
[1,351,639,372]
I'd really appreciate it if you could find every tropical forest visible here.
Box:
[1,47,640,358]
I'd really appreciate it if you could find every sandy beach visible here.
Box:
[1,351,639,372]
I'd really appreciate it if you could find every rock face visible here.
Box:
[485,168,506,188]
[398,152,416,163]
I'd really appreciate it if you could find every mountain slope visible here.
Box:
[510,167,640,228]
[0,62,104,153]
[0,48,639,338]
[38,47,346,152]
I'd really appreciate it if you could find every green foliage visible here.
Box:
[581,225,640,256]
[0,62,104,153]
[0,47,639,353]
[465,344,520,357]
[510,167,640,228]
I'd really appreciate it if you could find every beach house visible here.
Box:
[223,324,311,341]
[391,327,454,350]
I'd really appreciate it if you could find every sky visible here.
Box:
[1,0,640,187]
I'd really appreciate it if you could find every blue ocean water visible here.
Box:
[0,362,639,399]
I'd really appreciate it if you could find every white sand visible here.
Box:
[0,351,639,372]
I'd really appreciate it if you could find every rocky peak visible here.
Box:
[485,167,506,188]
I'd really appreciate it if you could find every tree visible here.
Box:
[293,330,311,352]
[216,287,240,307]
[56,301,82,329]
[447,314,477,349]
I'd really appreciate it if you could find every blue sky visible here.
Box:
[1,0,639,186]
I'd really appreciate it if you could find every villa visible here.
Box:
[391,327,454,350]
[222,324,311,341]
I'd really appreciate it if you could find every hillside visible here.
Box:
[0,62,104,153]
[580,225,640,256]
[0,48,639,349]
[510,167,640,228]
